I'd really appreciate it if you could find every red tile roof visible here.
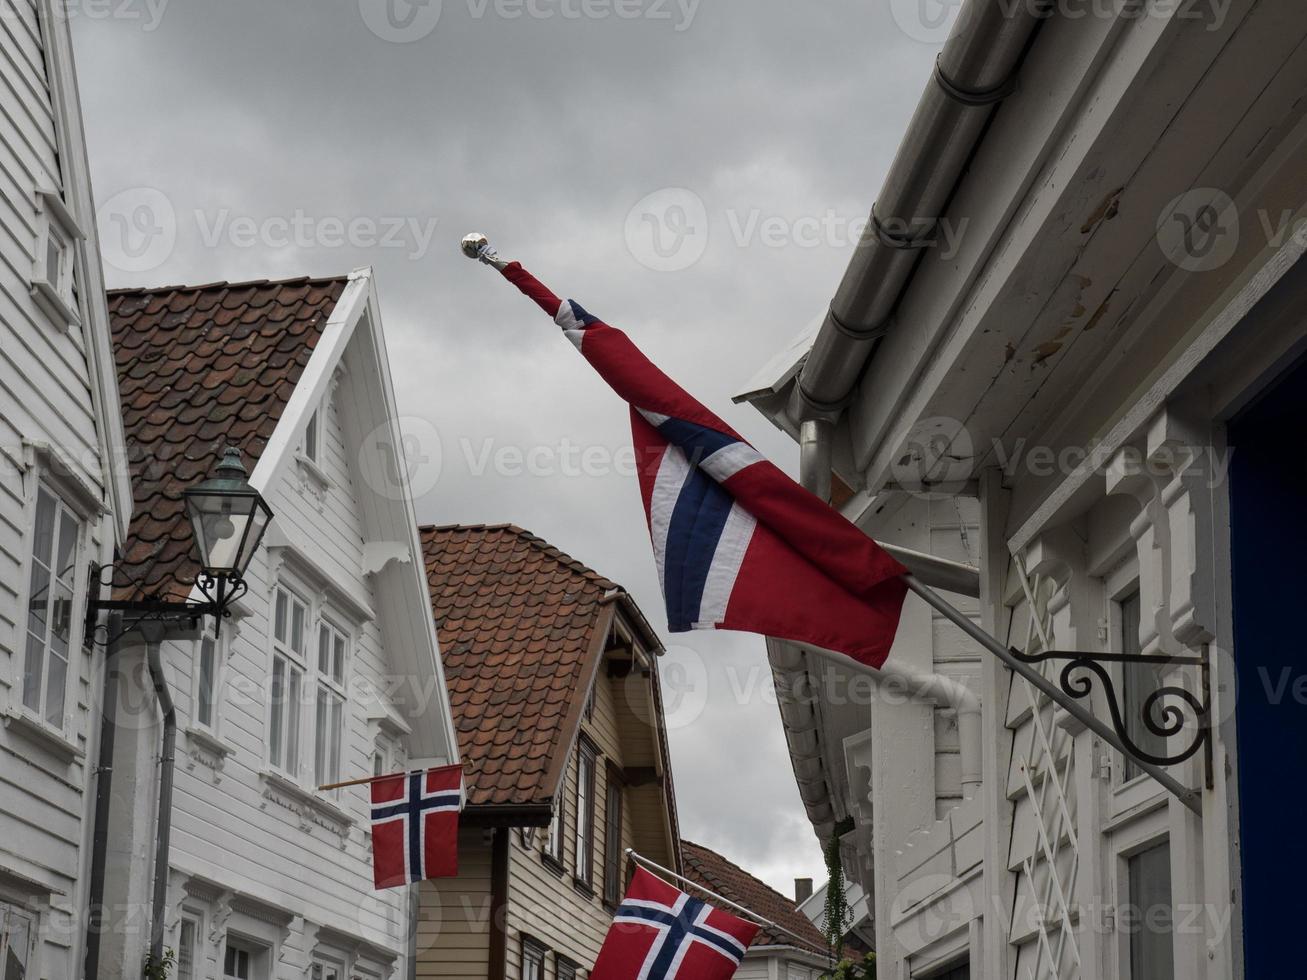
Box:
[681,841,832,958]
[419,523,621,808]
[109,276,347,599]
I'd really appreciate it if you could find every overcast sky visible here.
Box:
[73,0,947,897]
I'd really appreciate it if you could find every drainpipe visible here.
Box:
[792,0,1047,421]
[83,612,122,980]
[144,625,176,969]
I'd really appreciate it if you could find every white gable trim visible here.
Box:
[37,0,133,541]
[214,268,459,766]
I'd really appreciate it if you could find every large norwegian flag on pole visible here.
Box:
[369,764,463,890]
[592,866,760,980]
[496,259,908,668]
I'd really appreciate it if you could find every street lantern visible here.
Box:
[89,445,273,635]
[183,446,272,581]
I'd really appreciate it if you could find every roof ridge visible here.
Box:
[107,272,351,297]
[420,522,621,591]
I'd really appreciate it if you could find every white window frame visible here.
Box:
[301,407,322,466]
[574,741,597,889]
[311,952,347,980]
[31,188,84,329]
[1107,807,1173,980]
[268,582,310,779]
[176,912,201,980]
[0,900,38,979]
[192,621,229,735]
[18,480,87,738]
[313,616,350,791]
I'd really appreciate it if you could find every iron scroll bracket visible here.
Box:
[1008,646,1213,788]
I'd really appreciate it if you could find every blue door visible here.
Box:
[1229,355,1307,974]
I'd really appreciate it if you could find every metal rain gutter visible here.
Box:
[792,0,1046,423]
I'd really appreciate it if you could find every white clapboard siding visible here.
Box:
[0,3,117,980]
[162,375,412,963]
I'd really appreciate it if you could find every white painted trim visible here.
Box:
[34,0,133,541]
[1008,227,1307,553]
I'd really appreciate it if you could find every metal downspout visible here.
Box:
[83,612,121,980]
[792,0,1047,421]
[145,631,177,969]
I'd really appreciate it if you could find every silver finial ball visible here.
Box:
[461,233,489,260]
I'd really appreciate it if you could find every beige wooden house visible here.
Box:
[417,524,682,980]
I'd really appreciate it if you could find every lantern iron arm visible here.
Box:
[84,447,270,642]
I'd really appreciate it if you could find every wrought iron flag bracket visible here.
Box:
[1008,645,1213,780]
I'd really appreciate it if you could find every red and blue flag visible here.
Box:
[501,262,908,667]
[592,866,759,980]
[369,764,463,890]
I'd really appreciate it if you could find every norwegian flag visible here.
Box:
[501,262,908,667]
[369,765,463,890]
[592,867,759,980]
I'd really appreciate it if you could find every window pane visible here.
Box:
[318,625,330,675]
[274,590,287,643]
[55,508,78,581]
[198,637,216,728]
[605,781,623,904]
[269,657,285,768]
[314,688,328,784]
[291,600,305,655]
[44,647,67,729]
[46,234,62,286]
[22,630,45,713]
[32,489,56,566]
[1120,592,1168,781]
[3,905,33,975]
[1128,842,1174,979]
[305,411,319,463]
[333,635,345,683]
[576,751,594,883]
[329,696,342,782]
[26,555,51,639]
[177,920,196,980]
[286,667,301,774]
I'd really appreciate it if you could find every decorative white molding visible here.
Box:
[1105,449,1170,657]
[1146,409,1218,647]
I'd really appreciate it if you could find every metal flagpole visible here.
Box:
[903,575,1203,815]
[624,849,830,955]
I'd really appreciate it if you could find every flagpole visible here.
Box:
[624,849,832,957]
[318,761,467,794]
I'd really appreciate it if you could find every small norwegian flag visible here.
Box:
[369,765,463,890]
[591,867,760,980]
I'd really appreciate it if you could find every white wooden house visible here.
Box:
[0,1,132,977]
[738,2,1307,978]
[97,271,459,980]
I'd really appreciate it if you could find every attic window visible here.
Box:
[31,189,83,330]
[303,409,321,465]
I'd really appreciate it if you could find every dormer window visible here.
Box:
[31,189,84,330]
